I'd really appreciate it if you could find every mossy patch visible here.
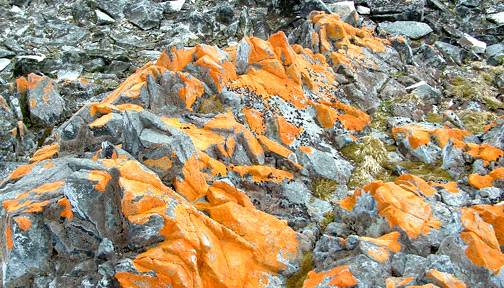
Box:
[198,94,226,114]
[320,211,335,233]
[344,135,389,189]
[448,66,504,110]
[457,110,497,134]
[426,112,443,124]
[312,178,339,201]
[385,161,452,182]
[286,252,313,288]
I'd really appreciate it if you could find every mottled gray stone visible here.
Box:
[125,0,164,30]
[298,146,353,184]
[378,21,433,39]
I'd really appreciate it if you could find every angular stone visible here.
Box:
[125,0,164,30]
[378,21,433,39]
[459,33,487,54]
[95,9,116,25]
[327,1,356,18]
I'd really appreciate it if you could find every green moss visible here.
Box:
[345,136,389,189]
[198,94,225,114]
[389,161,452,182]
[320,211,335,233]
[426,112,443,124]
[286,252,313,288]
[448,70,504,111]
[312,178,339,201]
[457,110,497,134]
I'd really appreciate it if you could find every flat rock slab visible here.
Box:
[378,21,433,39]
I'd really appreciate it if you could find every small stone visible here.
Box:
[300,0,332,18]
[124,0,164,30]
[0,58,10,71]
[357,5,371,15]
[378,21,433,40]
[327,1,356,18]
[95,9,116,25]
[459,33,487,54]
[165,0,186,13]
[488,12,504,25]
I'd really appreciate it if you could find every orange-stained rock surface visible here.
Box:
[115,159,299,288]
[338,176,441,238]
[392,125,472,150]
[469,204,504,246]
[426,270,467,288]
[460,207,504,273]
[385,277,415,288]
[30,143,58,162]
[361,231,402,252]
[468,167,504,189]
[302,266,356,288]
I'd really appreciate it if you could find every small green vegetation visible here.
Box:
[198,94,226,114]
[370,100,392,133]
[343,135,389,189]
[425,112,443,124]
[448,66,504,110]
[286,252,313,288]
[385,161,452,182]
[320,211,335,233]
[457,110,497,134]
[312,178,339,201]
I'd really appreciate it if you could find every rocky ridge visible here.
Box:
[1,0,504,287]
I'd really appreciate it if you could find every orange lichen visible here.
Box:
[257,135,293,158]
[116,159,299,287]
[393,125,472,150]
[116,103,145,112]
[14,217,32,231]
[30,143,58,162]
[57,197,74,219]
[367,246,390,262]
[30,99,36,108]
[6,221,12,250]
[466,143,503,165]
[177,72,205,111]
[144,156,173,171]
[23,200,50,213]
[315,103,339,128]
[392,125,431,149]
[102,64,166,104]
[277,116,300,145]
[300,146,313,154]
[362,231,401,252]
[396,174,436,197]
[89,113,112,129]
[243,108,265,134]
[30,181,65,194]
[460,207,504,273]
[468,167,504,189]
[194,46,237,92]
[337,177,441,238]
[429,181,459,193]
[197,151,227,177]
[174,155,209,202]
[87,170,112,192]
[470,205,504,246]
[303,266,356,288]
[385,277,414,288]
[156,46,197,71]
[426,270,466,288]
[230,165,293,183]
[204,111,264,157]
[43,162,54,169]
[6,163,36,182]
[162,117,225,151]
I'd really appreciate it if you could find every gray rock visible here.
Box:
[327,1,355,18]
[96,0,127,19]
[459,33,487,54]
[125,0,164,30]
[361,0,426,21]
[442,140,466,180]
[95,9,116,25]
[405,81,442,104]
[216,3,235,25]
[298,146,353,184]
[414,44,447,69]
[478,187,502,202]
[356,5,371,15]
[488,12,504,25]
[0,58,11,72]
[0,48,16,58]
[300,0,332,18]
[165,0,186,13]
[378,21,433,39]
[435,41,463,66]
[26,75,65,127]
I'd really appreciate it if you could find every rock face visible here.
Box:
[1,1,504,288]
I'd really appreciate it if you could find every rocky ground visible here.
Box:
[1,0,504,287]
